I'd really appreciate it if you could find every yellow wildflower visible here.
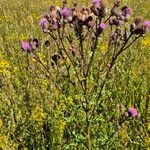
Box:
[142,38,150,47]
[8,35,14,41]
[131,67,137,76]
[0,118,3,126]
[27,15,34,24]
[99,44,107,52]
[42,79,49,88]
[67,96,73,105]
[0,60,9,68]
[2,15,10,21]
[19,34,26,41]
[31,106,45,122]
[12,67,18,74]
[148,123,150,131]
[0,134,8,149]
[31,14,40,20]
[0,60,10,76]
[38,52,45,60]
[59,120,66,134]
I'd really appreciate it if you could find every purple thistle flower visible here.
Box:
[128,107,138,117]
[143,20,150,33]
[62,7,70,18]
[98,22,106,30]
[21,42,32,52]
[121,6,132,19]
[121,6,132,16]
[114,0,121,7]
[39,17,48,29]
[20,38,39,52]
[93,0,100,6]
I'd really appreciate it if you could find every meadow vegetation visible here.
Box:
[0,0,150,149]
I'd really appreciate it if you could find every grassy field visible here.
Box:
[0,0,150,149]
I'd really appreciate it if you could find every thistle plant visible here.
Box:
[20,0,150,149]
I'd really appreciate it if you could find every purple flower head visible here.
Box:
[49,18,59,30]
[62,7,70,18]
[20,38,39,52]
[21,42,32,52]
[121,6,132,17]
[128,107,138,117]
[39,17,48,29]
[143,20,150,33]
[93,0,100,6]
[109,16,114,25]
[118,20,124,27]
[29,38,39,50]
[98,22,106,30]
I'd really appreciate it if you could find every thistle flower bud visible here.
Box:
[83,16,93,26]
[110,32,118,42]
[93,0,100,6]
[114,0,121,7]
[63,0,67,4]
[81,6,90,15]
[130,17,144,35]
[52,54,61,63]
[39,17,49,30]
[143,20,150,33]
[29,38,39,50]
[90,5,99,16]
[21,42,32,52]
[98,22,106,34]
[20,38,39,52]
[111,6,121,17]
[109,16,121,26]
[49,6,56,12]
[62,7,71,18]
[121,6,132,18]
[127,107,138,117]
[44,40,50,47]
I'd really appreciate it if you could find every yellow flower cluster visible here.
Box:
[0,15,10,22]
[58,120,66,134]
[0,134,9,149]
[38,52,46,61]
[19,34,26,41]
[99,43,107,52]
[148,123,150,130]
[42,79,49,88]
[131,67,138,77]
[0,59,10,76]
[142,37,150,47]
[7,35,14,41]
[31,106,45,123]
[67,96,73,105]
[0,118,3,126]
